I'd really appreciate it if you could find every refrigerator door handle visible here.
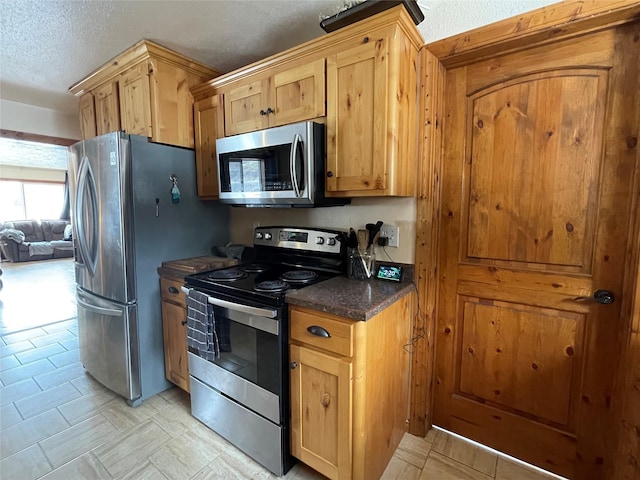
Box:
[75,156,99,276]
[76,298,122,317]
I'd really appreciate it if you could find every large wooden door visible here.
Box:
[434,22,639,479]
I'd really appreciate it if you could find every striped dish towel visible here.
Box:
[186,289,219,360]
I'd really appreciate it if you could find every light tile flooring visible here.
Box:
[0,259,560,479]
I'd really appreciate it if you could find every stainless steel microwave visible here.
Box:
[216,121,349,207]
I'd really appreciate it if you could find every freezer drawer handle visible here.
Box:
[76,298,122,317]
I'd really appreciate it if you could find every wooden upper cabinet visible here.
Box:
[78,92,97,139]
[191,5,422,197]
[224,79,267,136]
[270,58,325,127]
[194,95,224,199]
[94,81,121,136]
[118,62,152,138]
[326,22,420,197]
[70,40,221,147]
[224,58,325,136]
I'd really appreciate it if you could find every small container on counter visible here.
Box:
[347,248,375,280]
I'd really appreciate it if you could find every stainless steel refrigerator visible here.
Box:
[68,132,229,406]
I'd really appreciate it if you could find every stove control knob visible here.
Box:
[264,233,272,240]
[256,232,264,240]
[315,237,324,245]
[327,237,337,246]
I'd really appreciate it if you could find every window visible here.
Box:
[0,180,65,222]
[0,134,70,223]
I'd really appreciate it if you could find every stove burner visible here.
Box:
[208,269,248,281]
[241,263,269,273]
[281,270,318,284]
[254,280,289,293]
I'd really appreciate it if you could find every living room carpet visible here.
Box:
[0,257,76,335]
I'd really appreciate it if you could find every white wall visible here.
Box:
[0,99,81,140]
[230,197,417,264]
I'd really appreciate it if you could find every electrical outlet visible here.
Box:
[379,225,399,248]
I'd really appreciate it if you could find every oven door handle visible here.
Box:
[181,287,278,319]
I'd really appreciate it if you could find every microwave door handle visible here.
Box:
[290,133,302,197]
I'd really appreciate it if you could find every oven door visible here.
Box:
[185,291,283,423]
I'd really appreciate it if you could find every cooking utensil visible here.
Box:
[357,229,369,254]
[365,221,383,248]
[348,228,359,249]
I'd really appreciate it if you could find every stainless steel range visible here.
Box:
[183,226,346,476]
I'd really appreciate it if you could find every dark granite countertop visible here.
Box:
[286,275,414,321]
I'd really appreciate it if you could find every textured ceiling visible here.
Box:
[0,0,557,115]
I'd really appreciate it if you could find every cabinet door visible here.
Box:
[161,300,190,392]
[78,92,97,140]
[290,344,352,480]
[224,80,268,136]
[119,62,152,138]
[194,95,224,199]
[94,81,121,135]
[326,37,389,194]
[269,58,325,128]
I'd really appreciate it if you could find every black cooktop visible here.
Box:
[184,262,337,307]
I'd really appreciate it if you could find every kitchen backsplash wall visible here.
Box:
[229,197,416,264]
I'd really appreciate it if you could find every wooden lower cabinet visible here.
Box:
[159,276,190,392]
[289,293,413,480]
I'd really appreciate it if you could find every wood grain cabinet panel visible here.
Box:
[194,95,225,199]
[78,92,97,140]
[224,58,325,136]
[290,343,352,480]
[289,293,413,480]
[70,40,220,147]
[159,276,189,392]
[94,81,120,136]
[326,22,419,197]
[118,62,152,138]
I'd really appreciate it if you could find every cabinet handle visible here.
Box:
[307,325,331,338]
[181,320,187,326]
[266,107,274,115]
[327,171,334,178]
[290,362,298,369]
[259,109,267,116]
[168,286,179,294]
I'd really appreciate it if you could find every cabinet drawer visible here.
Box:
[290,308,353,357]
[160,277,186,306]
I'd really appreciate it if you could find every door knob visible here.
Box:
[574,289,615,304]
[593,289,615,304]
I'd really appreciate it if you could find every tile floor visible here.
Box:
[0,259,561,479]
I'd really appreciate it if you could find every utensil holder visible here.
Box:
[347,248,375,280]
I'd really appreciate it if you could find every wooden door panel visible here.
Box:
[458,298,583,427]
[94,81,120,135]
[435,23,640,479]
[326,38,388,192]
[271,58,325,127]
[119,63,152,138]
[224,80,267,136]
[290,344,352,479]
[79,92,97,140]
[194,95,223,199]
[466,70,606,270]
